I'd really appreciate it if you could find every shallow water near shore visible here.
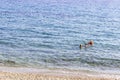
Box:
[0,0,120,72]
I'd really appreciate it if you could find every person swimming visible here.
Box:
[80,40,94,49]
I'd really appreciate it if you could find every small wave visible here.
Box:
[0,40,19,48]
[0,60,16,66]
[4,60,16,64]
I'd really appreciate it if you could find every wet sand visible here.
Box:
[0,67,120,80]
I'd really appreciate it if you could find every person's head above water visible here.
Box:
[87,40,94,46]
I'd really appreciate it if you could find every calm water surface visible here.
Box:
[0,0,120,71]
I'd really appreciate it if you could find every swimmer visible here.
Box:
[80,40,94,49]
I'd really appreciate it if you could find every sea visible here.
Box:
[0,0,120,72]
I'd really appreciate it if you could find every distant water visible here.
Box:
[0,0,120,71]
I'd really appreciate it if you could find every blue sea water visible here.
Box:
[0,0,120,71]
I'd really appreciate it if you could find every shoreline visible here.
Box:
[0,66,120,80]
